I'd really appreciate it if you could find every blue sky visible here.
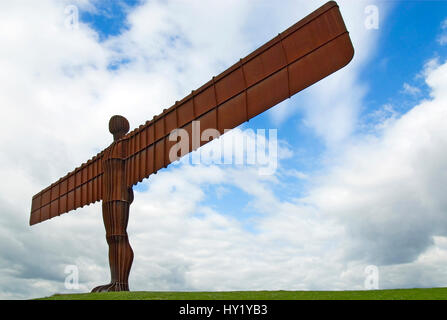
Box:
[80,0,140,40]
[2,0,447,299]
[361,1,447,113]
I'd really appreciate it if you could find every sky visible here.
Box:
[1,0,447,299]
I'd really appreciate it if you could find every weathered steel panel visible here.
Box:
[177,99,195,127]
[165,134,178,164]
[68,174,75,192]
[29,210,40,226]
[155,118,164,141]
[42,189,51,207]
[135,153,140,184]
[81,184,88,207]
[217,92,246,132]
[147,145,154,174]
[198,109,218,147]
[60,178,68,196]
[75,170,82,188]
[154,140,164,172]
[165,110,177,135]
[75,187,82,209]
[41,204,50,222]
[140,127,147,153]
[50,199,59,219]
[86,179,92,205]
[31,195,41,214]
[92,176,98,202]
[139,148,147,181]
[67,190,75,212]
[215,68,245,105]
[194,86,216,117]
[51,184,59,202]
[81,165,88,184]
[60,194,67,214]
[247,68,289,119]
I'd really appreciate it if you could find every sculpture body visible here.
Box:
[92,116,134,292]
[29,1,355,292]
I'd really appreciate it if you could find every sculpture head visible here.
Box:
[109,115,130,141]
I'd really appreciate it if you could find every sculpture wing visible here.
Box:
[29,150,105,225]
[122,1,354,187]
[29,1,354,225]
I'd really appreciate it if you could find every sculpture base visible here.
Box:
[91,282,129,293]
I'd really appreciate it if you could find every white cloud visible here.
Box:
[286,169,309,180]
[420,57,441,79]
[439,35,447,46]
[305,59,447,267]
[402,82,421,96]
[437,18,447,45]
[442,19,447,30]
[363,103,400,132]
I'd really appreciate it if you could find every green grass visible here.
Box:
[36,288,447,300]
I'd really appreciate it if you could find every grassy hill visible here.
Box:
[37,288,447,300]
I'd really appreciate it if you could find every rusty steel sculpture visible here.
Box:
[29,1,354,292]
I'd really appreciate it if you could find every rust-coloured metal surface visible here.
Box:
[91,116,134,292]
[29,1,354,291]
[29,151,104,225]
[30,1,353,226]
[122,0,353,187]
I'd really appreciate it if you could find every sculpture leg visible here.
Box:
[92,192,134,292]
[92,116,134,293]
